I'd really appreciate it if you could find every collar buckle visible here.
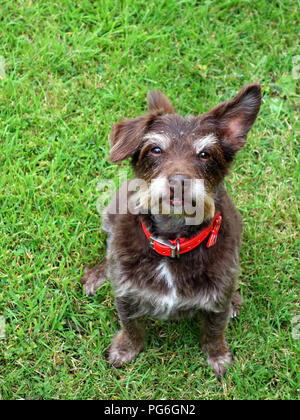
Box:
[149,236,179,258]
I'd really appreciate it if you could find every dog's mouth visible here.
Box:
[168,188,197,209]
[169,187,184,207]
[170,198,183,207]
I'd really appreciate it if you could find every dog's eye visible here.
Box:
[199,151,210,160]
[150,147,162,156]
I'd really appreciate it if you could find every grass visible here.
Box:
[0,0,299,400]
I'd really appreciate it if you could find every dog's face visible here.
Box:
[110,85,261,221]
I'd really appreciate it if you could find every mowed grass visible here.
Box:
[0,0,299,400]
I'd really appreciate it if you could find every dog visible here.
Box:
[81,84,261,377]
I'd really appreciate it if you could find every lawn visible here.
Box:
[0,0,299,400]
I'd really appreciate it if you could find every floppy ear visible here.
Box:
[205,83,261,152]
[110,115,149,162]
[110,91,175,162]
[147,90,175,114]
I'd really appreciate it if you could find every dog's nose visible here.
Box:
[168,174,191,187]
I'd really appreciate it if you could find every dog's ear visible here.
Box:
[110,91,174,162]
[147,90,175,114]
[204,84,261,152]
[110,115,149,162]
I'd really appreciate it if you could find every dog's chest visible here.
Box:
[115,259,220,320]
[153,261,220,318]
[154,261,179,317]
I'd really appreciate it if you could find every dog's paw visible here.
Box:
[207,352,234,378]
[106,331,143,368]
[81,264,106,296]
[106,345,140,368]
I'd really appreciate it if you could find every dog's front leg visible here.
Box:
[107,298,145,368]
[201,308,233,378]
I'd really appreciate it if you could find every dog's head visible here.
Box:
[110,84,261,222]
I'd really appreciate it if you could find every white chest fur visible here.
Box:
[154,261,220,319]
[114,260,220,320]
[155,261,179,318]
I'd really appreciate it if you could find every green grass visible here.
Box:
[0,0,299,400]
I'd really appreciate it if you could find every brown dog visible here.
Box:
[82,84,261,377]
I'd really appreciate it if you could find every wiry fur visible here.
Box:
[82,84,261,377]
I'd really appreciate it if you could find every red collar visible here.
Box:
[142,212,222,258]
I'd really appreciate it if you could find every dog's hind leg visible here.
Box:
[106,298,145,368]
[81,260,107,296]
[230,292,243,318]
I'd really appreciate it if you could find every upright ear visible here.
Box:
[147,90,175,114]
[110,91,175,162]
[204,83,261,152]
